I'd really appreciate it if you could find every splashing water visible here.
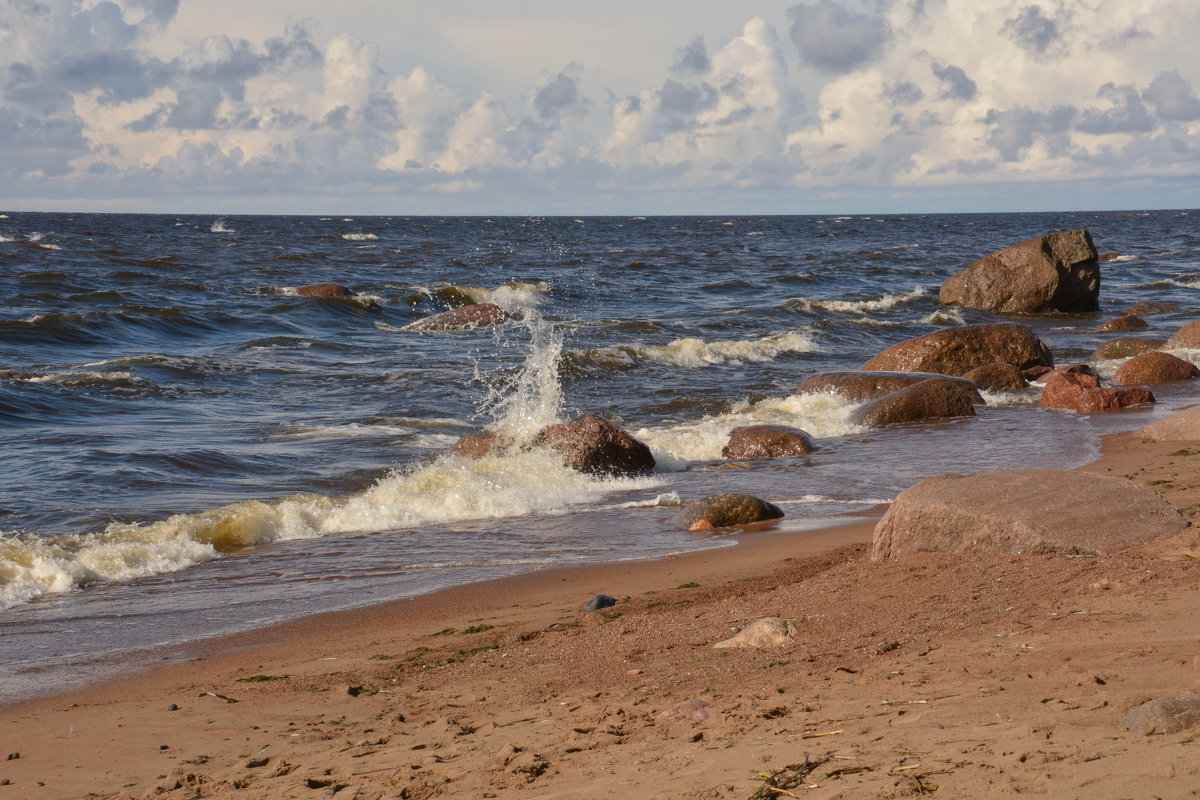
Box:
[476,310,566,444]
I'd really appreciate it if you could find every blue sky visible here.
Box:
[2,0,1199,214]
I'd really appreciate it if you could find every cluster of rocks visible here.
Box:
[293,282,511,332]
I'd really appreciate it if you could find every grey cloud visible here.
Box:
[533,70,579,119]
[932,62,976,101]
[787,0,890,74]
[1144,70,1200,121]
[1003,6,1061,57]
[672,37,710,74]
[1077,83,1154,134]
[983,105,1077,160]
[885,81,923,105]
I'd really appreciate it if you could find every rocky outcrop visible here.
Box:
[722,425,814,459]
[406,303,510,332]
[872,469,1188,559]
[938,230,1099,313]
[296,283,351,297]
[713,617,799,649]
[1121,697,1200,735]
[672,494,784,531]
[1135,405,1200,441]
[1091,337,1163,360]
[1098,314,1149,332]
[1039,371,1155,413]
[797,370,983,403]
[961,362,1027,391]
[1165,321,1200,350]
[1113,351,1200,385]
[862,323,1054,375]
[533,413,655,477]
[850,378,977,427]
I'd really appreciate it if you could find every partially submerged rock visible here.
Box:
[296,283,351,298]
[672,494,784,531]
[961,362,1027,391]
[0,370,41,380]
[850,378,977,427]
[713,617,799,649]
[1165,320,1200,350]
[872,469,1188,559]
[1126,301,1179,316]
[1112,351,1200,385]
[938,230,1099,313]
[1098,314,1149,332]
[1135,405,1200,442]
[796,370,983,403]
[1098,251,1123,262]
[533,413,655,477]
[1039,371,1155,413]
[1091,337,1163,361]
[407,303,510,332]
[451,430,501,459]
[722,425,814,459]
[1121,697,1200,735]
[862,323,1054,375]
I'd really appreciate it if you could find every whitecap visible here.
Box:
[0,235,14,243]
[611,492,685,509]
[342,233,378,241]
[788,286,926,314]
[39,243,61,250]
[582,329,820,370]
[275,422,416,439]
[920,308,965,325]
[27,232,44,242]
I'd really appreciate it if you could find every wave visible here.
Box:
[575,329,820,370]
[210,219,234,233]
[342,233,378,241]
[0,235,14,243]
[1135,278,1200,290]
[920,308,965,325]
[39,244,61,250]
[786,286,926,313]
[414,281,551,313]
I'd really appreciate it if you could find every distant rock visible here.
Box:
[450,430,501,459]
[585,594,617,611]
[1135,405,1200,441]
[873,469,1188,559]
[0,370,41,380]
[406,303,510,332]
[1125,301,1180,316]
[849,378,978,427]
[1039,371,1155,413]
[797,370,983,403]
[296,283,351,298]
[862,323,1054,375]
[713,617,799,649]
[1098,314,1149,332]
[1121,697,1200,735]
[1091,337,1164,361]
[1098,252,1123,262]
[1165,320,1200,350]
[1113,351,1200,385]
[962,362,1027,391]
[722,425,814,459]
[533,413,655,477]
[672,494,784,531]
[938,230,1099,313]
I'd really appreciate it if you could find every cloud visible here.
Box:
[1002,5,1062,58]
[1144,69,1200,121]
[787,0,891,73]
[931,62,976,101]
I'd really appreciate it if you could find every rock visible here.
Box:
[1125,301,1180,316]
[713,617,799,649]
[1042,364,1098,380]
[872,469,1188,559]
[961,362,1027,391]
[406,303,510,332]
[1023,365,1055,381]
[862,323,1054,375]
[658,699,713,723]
[1098,252,1122,262]
[849,378,978,427]
[1091,337,1164,361]
[0,370,41,380]
[1099,314,1149,332]
[1039,371,1155,413]
[672,494,784,531]
[451,430,501,459]
[1135,405,1200,441]
[796,370,983,403]
[938,230,1099,313]
[1113,351,1200,385]
[722,425,814,459]
[1121,697,1200,735]
[296,283,351,298]
[533,413,655,477]
[585,594,617,611]
[1166,321,1200,350]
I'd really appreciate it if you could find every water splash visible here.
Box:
[476,310,566,445]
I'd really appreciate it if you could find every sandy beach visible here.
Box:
[2,426,1199,800]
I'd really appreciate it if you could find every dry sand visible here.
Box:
[4,431,1200,799]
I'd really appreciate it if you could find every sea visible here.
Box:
[1,210,1198,702]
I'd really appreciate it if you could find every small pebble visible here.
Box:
[159,745,170,751]
[627,669,644,676]
[3,754,16,761]
[0,778,11,785]
[165,704,179,711]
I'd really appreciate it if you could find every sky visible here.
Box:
[2,0,1199,215]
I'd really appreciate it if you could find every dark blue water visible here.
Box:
[1,210,1197,700]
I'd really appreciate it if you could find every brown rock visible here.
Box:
[872,469,1188,559]
[713,618,799,649]
[1113,351,1200,385]
[862,323,1054,375]
[533,413,655,477]
[1023,365,1054,381]
[1135,405,1200,441]
[938,230,1099,313]
[1121,697,1200,735]
[451,430,501,459]
[407,303,510,332]
[1039,371,1155,413]
[722,425,814,459]
[1125,301,1179,316]
[850,378,978,427]
[296,283,351,298]
[1166,320,1200,350]
[1098,252,1122,262]
[961,362,1027,391]
[1098,314,1149,331]
[672,493,784,531]
[1091,337,1164,361]
[1041,364,1098,381]
[0,370,41,380]
[796,370,983,403]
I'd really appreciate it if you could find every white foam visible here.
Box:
[461,281,550,312]
[1109,255,1136,262]
[27,232,44,242]
[788,286,926,313]
[39,244,61,250]
[586,329,820,370]
[921,308,965,325]
[773,494,893,506]
[342,233,378,241]
[0,235,14,243]
[978,389,1038,407]
[0,214,8,219]
[275,422,415,439]
[210,219,234,233]
[612,492,685,509]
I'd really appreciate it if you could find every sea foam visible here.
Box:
[580,329,819,370]
[787,286,926,313]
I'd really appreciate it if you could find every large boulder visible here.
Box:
[533,413,654,477]
[1165,321,1200,350]
[797,370,983,403]
[872,469,1188,559]
[961,362,1027,391]
[1098,314,1149,332]
[406,303,510,332]
[938,230,1099,313]
[672,494,784,531]
[1121,697,1200,735]
[296,283,351,297]
[722,425,814,459]
[1135,405,1200,441]
[1113,351,1200,385]
[862,323,1054,375]
[1039,371,1155,413]
[1091,337,1164,361]
[850,378,978,427]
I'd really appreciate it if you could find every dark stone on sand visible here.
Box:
[296,283,351,298]
[1121,697,1200,734]
[862,323,1054,376]
[533,413,655,477]
[961,362,1027,391]
[1039,371,1155,413]
[1165,320,1200,350]
[406,303,510,332]
[1113,351,1200,385]
[938,230,1099,313]
[673,494,784,531]
[585,594,617,611]
[797,370,983,403]
[849,378,978,427]
[1098,314,1149,332]
[1125,301,1180,316]
[722,425,814,459]
[1091,337,1164,361]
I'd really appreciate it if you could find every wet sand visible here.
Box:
[4,431,1200,799]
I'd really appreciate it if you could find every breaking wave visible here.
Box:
[786,286,926,313]
[575,329,820,370]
